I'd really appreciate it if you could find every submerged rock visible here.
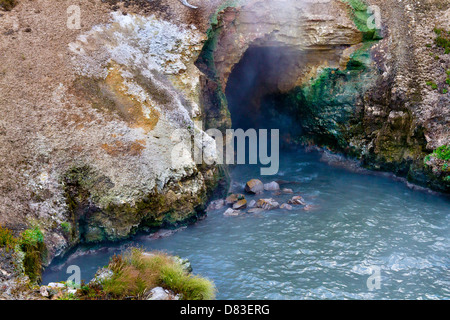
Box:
[233,199,247,210]
[223,208,241,216]
[207,199,226,211]
[280,203,293,211]
[225,193,245,205]
[288,196,306,206]
[264,181,280,191]
[282,188,294,194]
[247,208,264,214]
[256,198,280,210]
[245,179,264,194]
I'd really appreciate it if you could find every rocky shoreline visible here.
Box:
[0,0,449,299]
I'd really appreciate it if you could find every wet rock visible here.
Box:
[67,288,78,295]
[288,196,306,206]
[146,287,179,300]
[207,199,225,211]
[280,203,293,210]
[276,180,301,186]
[245,179,264,194]
[47,282,65,289]
[90,268,114,286]
[225,193,245,205]
[256,198,280,210]
[282,188,294,194]
[248,200,256,208]
[233,199,247,210]
[39,286,49,297]
[223,208,241,216]
[264,181,280,191]
[247,208,264,214]
[172,256,193,274]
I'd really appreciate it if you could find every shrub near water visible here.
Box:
[20,226,46,283]
[100,248,216,300]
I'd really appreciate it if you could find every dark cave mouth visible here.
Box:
[225,45,307,146]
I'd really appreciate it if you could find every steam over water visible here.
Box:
[43,149,450,300]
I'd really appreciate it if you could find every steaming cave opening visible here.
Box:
[225,45,305,146]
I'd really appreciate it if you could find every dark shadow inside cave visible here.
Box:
[225,45,305,146]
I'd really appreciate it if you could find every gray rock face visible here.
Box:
[0,0,449,298]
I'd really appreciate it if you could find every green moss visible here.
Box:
[341,0,383,41]
[432,145,450,161]
[61,222,71,234]
[426,81,438,90]
[0,225,17,251]
[19,226,46,283]
[434,28,450,54]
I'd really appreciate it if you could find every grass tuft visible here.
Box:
[0,225,17,251]
[97,248,216,300]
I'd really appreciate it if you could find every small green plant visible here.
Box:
[61,222,71,234]
[433,145,450,161]
[426,81,438,90]
[0,225,17,251]
[20,226,45,283]
[20,226,44,246]
[57,292,79,300]
[98,248,216,300]
[434,28,450,54]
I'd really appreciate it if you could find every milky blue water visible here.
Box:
[43,149,450,300]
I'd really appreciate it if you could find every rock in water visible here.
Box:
[207,199,225,211]
[226,194,245,205]
[247,208,264,214]
[233,199,247,210]
[282,188,294,194]
[288,196,306,206]
[264,181,280,191]
[280,203,293,210]
[245,179,264,194]
[223,208,241,216]
[256,198,280,210]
